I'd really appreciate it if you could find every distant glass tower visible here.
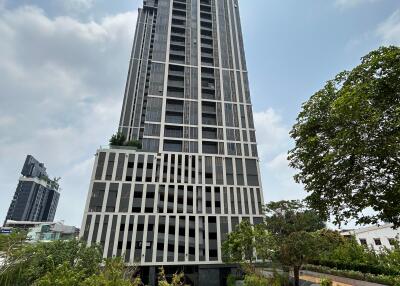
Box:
[4,155,60,225]
[81,0,263,285]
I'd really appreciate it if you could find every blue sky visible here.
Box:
[0,0,399,227]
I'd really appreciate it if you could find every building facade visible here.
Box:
[80,0,263,284]
[341,224,400,252]
[4,155,60,225]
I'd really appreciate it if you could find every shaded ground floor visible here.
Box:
[138,264,240,286]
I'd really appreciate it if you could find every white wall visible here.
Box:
[344,225,400,251]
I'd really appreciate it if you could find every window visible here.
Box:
[202,127,217,139]
[165,125,183,138]
[203,142,218,154]
[374,238,382,246]
[359,238,367,245]
[388,238,396,246]
[164,140,182,152]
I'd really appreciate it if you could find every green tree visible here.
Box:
[109,132,126,146]
[288,46,400,227]
[264,200,325,238]
[264,200,325,286]
[222,220,275,265]
[279,231,320,286]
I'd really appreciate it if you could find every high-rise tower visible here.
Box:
[5,155,60,225]
[81,0,263,284]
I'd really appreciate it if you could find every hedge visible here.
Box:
[303,264,400,286]
[309,259,400,277]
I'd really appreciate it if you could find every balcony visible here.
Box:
[202,114,217,125]
[166,99,184,113]
[167,86,184,98]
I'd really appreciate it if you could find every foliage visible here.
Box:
[0,240,142,286]
[0,231,26,255]
[242,270,289,286]
[125,140,142,149]
[157,267,187,286]
[226,274,236,286]
[319,236,378,265]
[243,273,269,286]
[303,264,400,286]
[279,231,321,286]
[34,263,87,286]
[222,220,275,264]
[320,277,332,286]
[309,234,400,280]
[288,46,400,227]
[109,132,142,149]
[264,200,325,238]
[82,257,142,286]
[0,239,102,286]
[263,200,325,286]
[109,132,126,146]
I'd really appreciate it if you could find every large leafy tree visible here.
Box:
[264,200,325,237]
[222,220,276,265]
[288,46,400,227]
[279,231,319,286]
[264,200,325,286]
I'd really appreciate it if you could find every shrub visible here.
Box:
[109,132,142,149]
[109,132,126,146]
[243,274,269,286]
[226,274,236,286]
[303,264,400,286]
[320,277,332,286]
[125,140,142,149]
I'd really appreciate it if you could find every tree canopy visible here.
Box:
[288,46,400,227]
[0,239,142,286]
[222,220,275,265]
[264,200,325,237]
[264,200,326,286]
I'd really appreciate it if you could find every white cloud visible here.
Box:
[335,0,380,9]
[377,10,400,45]
[57,0,94,13]
[0,5,137,226]
[253,109,304,203]
[253,108,288,159]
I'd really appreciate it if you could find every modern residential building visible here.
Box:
[4,155,60,225]
[1,220,78,242]
[341,224,400,252]
[80,0,263,285]
[26,221,79,242]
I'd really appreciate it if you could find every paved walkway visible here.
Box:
[300,270,387,286]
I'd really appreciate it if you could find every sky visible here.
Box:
[0,0,399,227]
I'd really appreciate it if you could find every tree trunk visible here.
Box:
[294,266,300,286]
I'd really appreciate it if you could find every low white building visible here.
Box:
[341,224,399,251]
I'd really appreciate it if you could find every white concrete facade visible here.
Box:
[80,0,265,271]
[342,224,400,251]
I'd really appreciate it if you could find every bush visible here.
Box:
[320,277,332,286]
[226,274,236,286]
[303,264,400,286]
[109,132,142,149]
[125,140,142,149]
[310,259,400,276]
[243,274,269,286]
